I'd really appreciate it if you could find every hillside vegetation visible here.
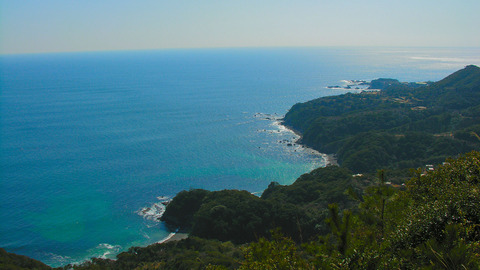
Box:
[160,166,360,245]
[284,65,480,172]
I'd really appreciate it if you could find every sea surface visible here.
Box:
[1,47,479,266]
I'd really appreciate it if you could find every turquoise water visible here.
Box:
[1,47,478,266]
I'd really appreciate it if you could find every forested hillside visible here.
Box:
[160,165,361,244]
[283,65,480,172]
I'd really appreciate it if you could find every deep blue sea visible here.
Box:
[1,47,479,266]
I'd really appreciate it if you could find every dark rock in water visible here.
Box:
[287,143,293,146]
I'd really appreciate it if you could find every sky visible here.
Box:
[1,0,479,54]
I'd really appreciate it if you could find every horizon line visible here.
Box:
[2,45,479,57]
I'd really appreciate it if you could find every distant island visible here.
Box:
[3,65,480,269]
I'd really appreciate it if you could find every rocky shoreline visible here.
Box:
[278,120,338,166]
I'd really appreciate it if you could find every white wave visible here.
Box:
[43,252,74,266]
[94,243,122,259]
[137,196,171,222]
[271,120,297,134]
[137,203,165,221]
[98,243,118,249]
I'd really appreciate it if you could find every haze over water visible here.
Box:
[1,47,478,266]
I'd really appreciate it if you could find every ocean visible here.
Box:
[1,47,478,266]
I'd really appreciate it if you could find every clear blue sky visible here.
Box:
[1,0,479,54]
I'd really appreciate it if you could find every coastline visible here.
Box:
[322,153,338,166]
[150,117,330,248]
[278,119,338,166]
[157,232,189,244]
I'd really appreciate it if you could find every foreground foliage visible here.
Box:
[240,151,480,269]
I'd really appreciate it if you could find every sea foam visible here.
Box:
[137,197,171,222]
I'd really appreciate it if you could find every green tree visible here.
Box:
[240,230,311,270]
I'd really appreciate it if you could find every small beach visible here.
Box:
[160,233,189,244]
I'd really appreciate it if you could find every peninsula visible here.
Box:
[284,65,480,173]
